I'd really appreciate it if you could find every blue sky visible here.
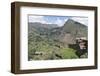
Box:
[29,15,88,26]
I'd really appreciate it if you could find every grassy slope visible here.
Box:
[28,33,78,60]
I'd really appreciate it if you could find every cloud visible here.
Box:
[29,15,47,24]
[71,17,88,25]
[55,18,68,27]
[55,18,63,26]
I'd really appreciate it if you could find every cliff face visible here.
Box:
[62,19,87,38]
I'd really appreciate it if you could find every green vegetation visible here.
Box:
[28,31,78,60]
[60,48,78,59]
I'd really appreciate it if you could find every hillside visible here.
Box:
[28,19,88,60]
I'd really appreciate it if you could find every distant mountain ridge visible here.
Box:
[28,22,58,31]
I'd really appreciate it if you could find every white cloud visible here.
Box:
[55,18,63,26]
[71,17,88,25]
[55,18,68,27]
[29,15,54,24]
[29,15,46,24]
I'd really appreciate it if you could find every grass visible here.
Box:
[28,40,78,60]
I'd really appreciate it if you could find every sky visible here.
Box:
[28,15,88,27]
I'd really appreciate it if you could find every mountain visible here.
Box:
[28,19,87,44]
[49,19,87,44]
[28,22,58,32]
[28,22,59,37]
[62,19,87,37]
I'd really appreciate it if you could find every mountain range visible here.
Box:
[28,19,87,45]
